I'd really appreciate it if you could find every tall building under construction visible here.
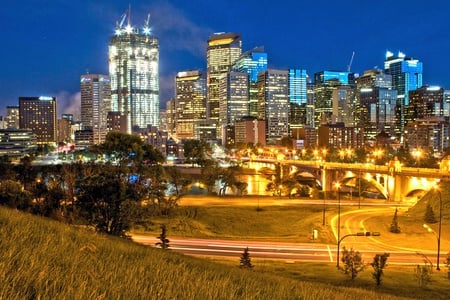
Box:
[109,8,159,134]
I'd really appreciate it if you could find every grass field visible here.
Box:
[0,206,419,300]
[2,183,450,299]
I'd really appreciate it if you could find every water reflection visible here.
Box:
[237,174,272,196]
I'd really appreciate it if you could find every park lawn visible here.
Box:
[134,204,341,244]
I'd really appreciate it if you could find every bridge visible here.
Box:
[244,157,448,203]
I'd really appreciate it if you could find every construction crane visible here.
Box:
[347,51,355,72]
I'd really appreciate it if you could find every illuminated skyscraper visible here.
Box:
[80,74,111,144]
[219,71,249,146]
[109,9,159,134]
[206,32,242,134]
[289,69,308,136]
[257,70,289,144]
[355,69,397,139]
[232,46,267,117]
[313,71,354,127]
[175,70,206,140]
[6,106,20,129]
[384,50,423,139]
[19,96,57,144]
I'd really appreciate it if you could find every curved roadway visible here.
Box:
[133,206,442,266]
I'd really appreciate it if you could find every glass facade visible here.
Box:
[80,74,111,144]
[175,70,206,140]
[206,32,242,129]
[232,46,267,117]
[384,51,423,139]
[289,69,308,132]
[257,70,289,144]
[219,71,249,145]
[109,15,159,134]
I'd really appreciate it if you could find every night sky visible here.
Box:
[1,0,450,117]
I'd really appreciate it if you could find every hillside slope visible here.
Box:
[0,207,410,300]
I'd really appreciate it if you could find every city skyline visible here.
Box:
[2,0,450,117]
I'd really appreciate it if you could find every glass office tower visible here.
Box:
[219,71,249,146]
[109,10,159,134]
[384,51,423,139]
[80,74,111,144]
[206,32,242,133]
[232,46,268,117]
[175,70,207,140]
[289,69,308,134]
[257,70,289,144]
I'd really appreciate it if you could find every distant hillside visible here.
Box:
[407,180,450,221]
[0,207,410,300]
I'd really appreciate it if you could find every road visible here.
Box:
[132,220,439,266]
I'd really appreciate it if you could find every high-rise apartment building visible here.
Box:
[6,106,20,129]
[232,46,267,117]
[19,96,57,144]
[109,10,159,134]
[80,74,111,144]
[384,51,423,139]
[206,32,242,135]
[219,71,249,146]
[257,69,289,144]
[175,70,206,140]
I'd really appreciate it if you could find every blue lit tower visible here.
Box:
[109,9,159,134]
[384,51,423,139]
[232,46,268,117]
[289,69,308,137]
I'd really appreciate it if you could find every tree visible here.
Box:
[200,160,221,194]
[183,139,209,167]
[75,164,139,237]
[424,202,437,223]
[239,247,253,269]
[390,208,401,233]
[0,179,32,210]
[155,224,170,249]
[415,264,432,288]
[371,253,390,286]
[340,247,365,280]
[99,131,164,167]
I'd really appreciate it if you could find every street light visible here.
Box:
[423,185,443,270]
[336,231,381,268]
[335,182,341,268]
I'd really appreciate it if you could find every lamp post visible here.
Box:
[337,231,381,268]
[427,185,443,271]
[335,182,341,268]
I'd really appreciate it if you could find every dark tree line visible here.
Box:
[0,132,189,238]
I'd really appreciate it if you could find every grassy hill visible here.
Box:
[0,207,413,300]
